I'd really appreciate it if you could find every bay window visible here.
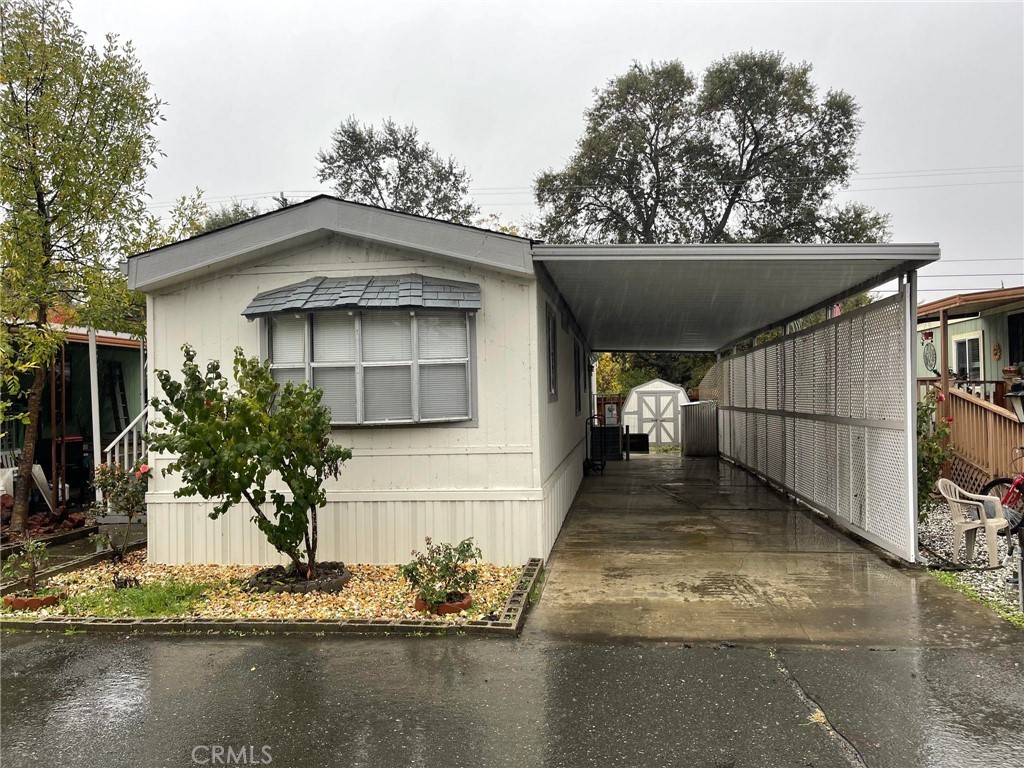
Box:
[268,310,472,425]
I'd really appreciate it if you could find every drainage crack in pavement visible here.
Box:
[771,650,869,768]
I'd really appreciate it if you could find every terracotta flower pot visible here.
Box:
[414,593,473,615]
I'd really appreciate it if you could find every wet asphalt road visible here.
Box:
[2,630,1022,768]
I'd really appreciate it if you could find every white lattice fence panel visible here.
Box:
[700,292,916,562]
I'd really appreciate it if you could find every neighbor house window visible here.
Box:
[546,305,558,398]
[953,333,982,382]
[269,310,472,424]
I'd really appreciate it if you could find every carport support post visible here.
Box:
[904,272,919,561]
[88,327,103,503]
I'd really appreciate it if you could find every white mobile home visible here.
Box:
[128,197,588,566]
[124,196,939,565]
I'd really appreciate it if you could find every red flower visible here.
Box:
[134,463,151,479]
[936,393,945,403]
[944,416,954,423]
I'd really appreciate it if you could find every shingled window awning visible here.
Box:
[241,275,481,318]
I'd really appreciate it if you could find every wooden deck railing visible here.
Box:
[944,388,1024,490]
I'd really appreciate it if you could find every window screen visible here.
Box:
[420,363,469,420]
[364,366,413,421]
[362,311,412,362]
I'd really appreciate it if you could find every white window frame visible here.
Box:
[573,338,582,415]
[268,310,473,426]
[546,304,558,400]
[952,330,984,382]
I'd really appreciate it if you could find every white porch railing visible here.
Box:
[103,408,148,470]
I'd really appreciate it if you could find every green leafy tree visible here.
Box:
[1,0,162,532]
[316,116,479,223]
[536,53,890,245]
[536,53,891,387]
[199,199,263,234]
[148,346,351,578]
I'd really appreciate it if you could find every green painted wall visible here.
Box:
[917,306,1024,379]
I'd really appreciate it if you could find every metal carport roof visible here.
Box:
[533,243,940,352]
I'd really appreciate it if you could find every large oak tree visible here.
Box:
[537,53,891,387]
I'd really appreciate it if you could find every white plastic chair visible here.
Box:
[936,478,1009,567]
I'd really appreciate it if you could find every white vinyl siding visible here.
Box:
[268,310,472,425]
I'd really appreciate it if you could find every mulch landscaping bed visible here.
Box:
[0,550,543,636]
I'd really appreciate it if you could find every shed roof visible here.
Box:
[534,243,940,352]
[241,274,481,317]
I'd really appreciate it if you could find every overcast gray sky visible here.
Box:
[75,0,1023,300]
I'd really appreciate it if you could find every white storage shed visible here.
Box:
[621,378,690,446]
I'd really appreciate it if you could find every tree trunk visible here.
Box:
[305,505,318,579]
[10,364,48,534]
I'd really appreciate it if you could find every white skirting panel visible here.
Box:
[146,496,543,567]
[538,439,585,557]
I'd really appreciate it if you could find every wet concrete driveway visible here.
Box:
[529,455,1022,648]
[2,454,1022,767]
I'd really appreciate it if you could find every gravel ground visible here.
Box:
[919,501,1024,623]
[2,550,522,624]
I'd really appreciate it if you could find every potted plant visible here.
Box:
[2,539,62,610]
[402,537,482,615]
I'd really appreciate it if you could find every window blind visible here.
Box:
[313,313,356,362]
[313,367,357,423]
[361,311,412,362]
[363,365,413,421]
[270,316,305,365]
[420,363,469,420]
[417,313,468,359]
[271,367,306,387]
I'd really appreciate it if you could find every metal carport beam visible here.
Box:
[532,243,940,352]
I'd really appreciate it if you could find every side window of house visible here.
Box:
[269,310,471,425]
[953,336,982,381]
[573,339,582,415]
[546,306,558,398]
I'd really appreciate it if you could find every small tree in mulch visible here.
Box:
[148,345,351,581]
[92,460,151,561]
[2,538,49,594]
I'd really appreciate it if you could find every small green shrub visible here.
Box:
[401,537,482,607]
[917,387,953,522]
[2,539,50,593]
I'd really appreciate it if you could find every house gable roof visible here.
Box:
[124,195,534,293]
[241,274,481,317]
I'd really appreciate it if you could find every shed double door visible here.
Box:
[637,392,678,445]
